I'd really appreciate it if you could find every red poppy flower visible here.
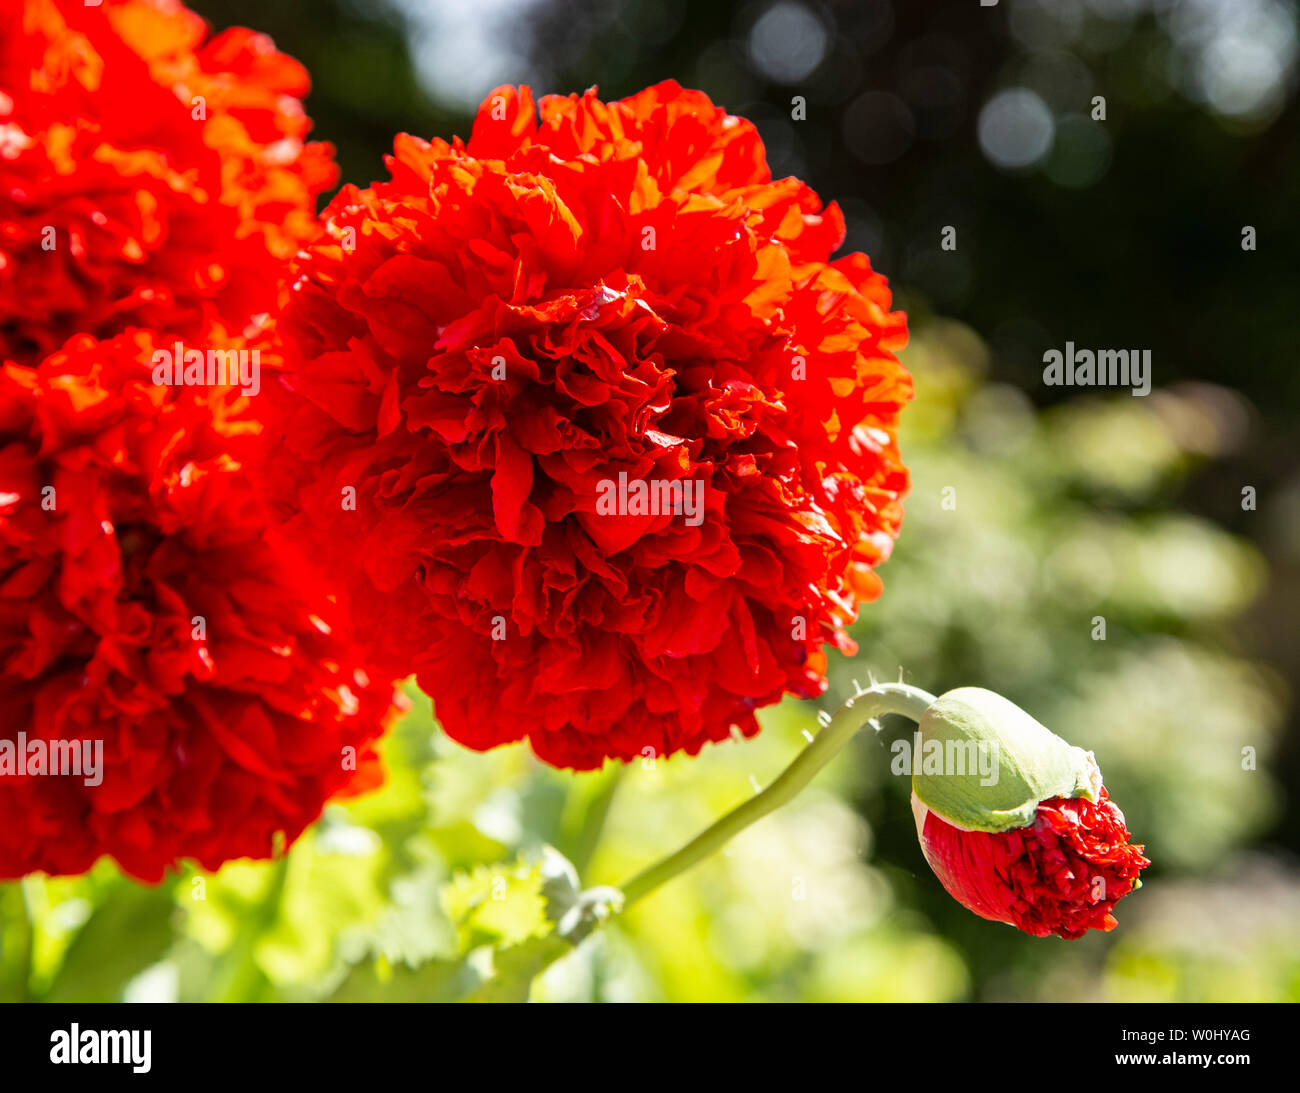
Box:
[914,788,1150,939]
[269,81,912,770]
[0,331,398,882]
[0,0,336,365]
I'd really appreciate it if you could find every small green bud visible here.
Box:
[911,687,1100,833]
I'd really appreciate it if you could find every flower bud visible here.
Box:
[909,688,1149,939]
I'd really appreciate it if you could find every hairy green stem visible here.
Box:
[618,681,936,907]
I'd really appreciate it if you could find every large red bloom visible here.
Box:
[0,0,336,365]
[916,788,1150,939]
[272,82,912,769]
[0,332,397,881]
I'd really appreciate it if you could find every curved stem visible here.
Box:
[618,681,936,907]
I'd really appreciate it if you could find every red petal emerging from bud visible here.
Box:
[918,788,1150,939]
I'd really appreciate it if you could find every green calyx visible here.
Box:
[911,687,1101,833]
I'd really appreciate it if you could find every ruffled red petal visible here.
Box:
[270,81,912,769]
[0,0,336,365]
[0,332,398,881]
[919,788,1150,939]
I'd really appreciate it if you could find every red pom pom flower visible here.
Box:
[0,0,337,365]
[907,688,1149,939]
[272,81,912,770]
[0,332,398,882]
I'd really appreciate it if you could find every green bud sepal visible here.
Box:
[911,687,1101,833]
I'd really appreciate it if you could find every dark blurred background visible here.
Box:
[72,0,1290,1000]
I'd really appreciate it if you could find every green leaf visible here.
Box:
[466,934,575,1003]
[442,868,543,950]
[538,844,582,926]
[327,953,479,1002]
[43,882,176,1002]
